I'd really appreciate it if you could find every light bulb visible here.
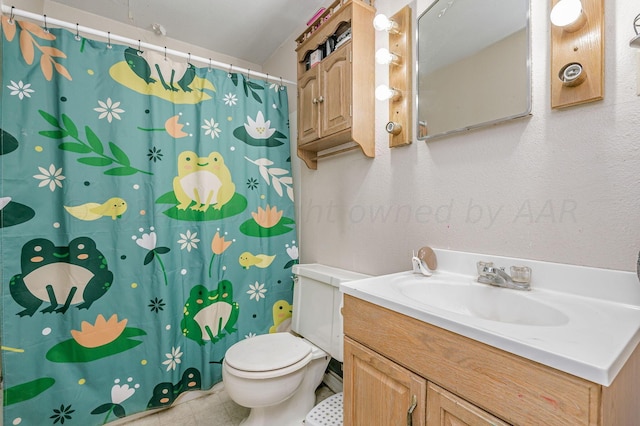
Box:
[550,0,584,31]
[375,48,400,65]
[373,14,399,33]
[375,84,400,101]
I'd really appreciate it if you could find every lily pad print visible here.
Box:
[0,197,36,228]
[4,377,56,405]
[46,327,146,363]
[233,111,286,147]
[1,129,19,155]
[240,205,295,237]
[157,191,247,221]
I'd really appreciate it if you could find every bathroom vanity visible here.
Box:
[340,250,640,425]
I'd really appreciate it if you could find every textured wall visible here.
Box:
[269,0,640,275]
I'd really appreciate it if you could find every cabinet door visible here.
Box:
[297,68,320,145]
[426,382,510,426]
[344,337,426,426]
[320,44,352,137]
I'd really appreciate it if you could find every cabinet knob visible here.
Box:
[317,96,324,103]
[312,97,318,104]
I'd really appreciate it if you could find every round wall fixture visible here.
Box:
[385,121,402,135]
[559,62,586,86]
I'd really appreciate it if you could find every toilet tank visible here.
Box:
[291,264,369,362]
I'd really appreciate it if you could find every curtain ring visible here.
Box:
[74,23,81,41]
[208,58,212,72]
[137,39,142,55]
[265,73,269,84]
[43,14,49,33]
[246,69,251,80]
[187,52,191,65]
[164,46,168,61]
[280,76,285,91]
[107,31,112,49]
[227,64,233,78]
[9,6,15,24]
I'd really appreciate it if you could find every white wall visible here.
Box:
[266,0,640,275]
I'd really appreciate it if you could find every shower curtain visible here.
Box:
[1,17,297,425]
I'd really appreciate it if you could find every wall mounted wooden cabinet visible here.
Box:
[298,44,352,145]
[295,0,375,169]
[343,295,640,425]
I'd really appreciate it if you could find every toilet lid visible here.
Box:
[225,333,312,372]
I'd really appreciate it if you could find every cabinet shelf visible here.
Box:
[295,0,375,169]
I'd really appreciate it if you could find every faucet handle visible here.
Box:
[510,266,532,284]
[476,261,494,277]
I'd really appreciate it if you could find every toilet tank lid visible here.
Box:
[292,263,370,287]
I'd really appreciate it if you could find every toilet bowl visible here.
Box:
[222,264,369,426]
[223,333,329,425]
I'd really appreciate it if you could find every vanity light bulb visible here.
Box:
[375,48,399,65]
[375,84,400,101]
[550,0,584,29]
[373,14,399,33]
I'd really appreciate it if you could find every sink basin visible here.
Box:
[390,276,569,326]
[339,249,640,386]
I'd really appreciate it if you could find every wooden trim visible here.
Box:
[601,342,640,425]
[388,6,413,147]
[315,145,360,159]
[550,0,604,108]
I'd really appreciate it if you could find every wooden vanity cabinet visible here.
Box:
[295,0,375,169]
[344,337,427,425]
[426,382,510,426]
[343,295,640,426]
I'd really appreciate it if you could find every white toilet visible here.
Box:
[222,263,369,426]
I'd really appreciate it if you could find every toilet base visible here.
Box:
[238,379,317,426]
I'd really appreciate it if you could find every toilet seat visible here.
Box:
[224,333,312,379]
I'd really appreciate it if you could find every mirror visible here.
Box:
[417,0,531,139]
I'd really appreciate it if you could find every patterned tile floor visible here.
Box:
[1,380,335,426]
[118,383,335,426]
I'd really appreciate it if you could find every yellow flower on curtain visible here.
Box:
[209,231,233,278]
[251,204,283,228]
[211,231,232,255]
[137,114,189,138]
[70,314,128,348]
[164,115,189,138]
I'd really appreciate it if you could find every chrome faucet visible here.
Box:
[477,262,531,291]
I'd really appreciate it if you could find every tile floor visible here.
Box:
[1,381,335,426]
[116,383,336,426]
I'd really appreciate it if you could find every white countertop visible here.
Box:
[339,249,640,386]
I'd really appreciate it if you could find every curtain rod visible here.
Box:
[0,4,297,86]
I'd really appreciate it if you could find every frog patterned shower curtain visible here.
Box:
[1,17,298,425]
